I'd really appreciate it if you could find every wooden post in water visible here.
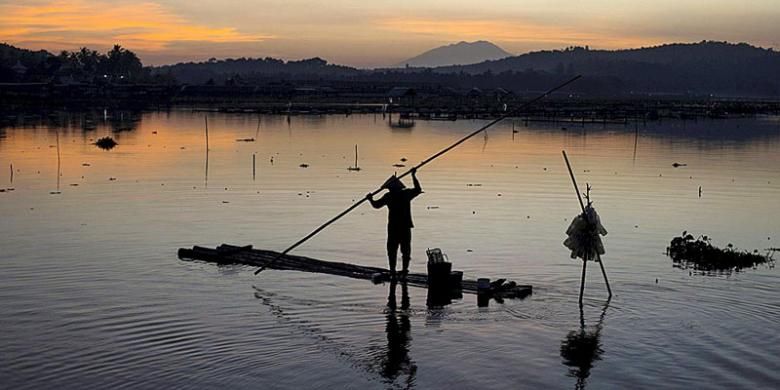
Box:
[204,115,209,188]
[562,150,613,304]
[10,163,13,184]
[253,153,256,180]
[56,131,61,192]
[204,115,209,151]
[579,258,587,306]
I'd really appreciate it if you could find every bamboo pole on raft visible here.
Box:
[562,150,613,305]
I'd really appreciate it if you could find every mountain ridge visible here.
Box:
[395,40,512,68]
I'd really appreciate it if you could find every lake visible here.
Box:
[1,111,778,389]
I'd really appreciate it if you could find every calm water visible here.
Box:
[1,111,779,389]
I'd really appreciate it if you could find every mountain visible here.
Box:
[396,41,512,68]
[433,41,780,96]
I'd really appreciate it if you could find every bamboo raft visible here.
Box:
[178,244,532,299]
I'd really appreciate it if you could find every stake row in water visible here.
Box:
[255,75,583,275]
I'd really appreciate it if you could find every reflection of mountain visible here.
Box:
[109,111,142,133]
[396,41,512,68]
[560,303,608,390]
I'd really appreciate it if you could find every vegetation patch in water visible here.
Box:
[667,232,774,271]
[94,137,118,150]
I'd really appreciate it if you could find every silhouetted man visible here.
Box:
[367,168,422,278]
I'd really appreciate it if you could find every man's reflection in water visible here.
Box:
[381,279,417,386]
[560,301,609,390]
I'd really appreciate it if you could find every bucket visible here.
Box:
[426,248,448,264]
[427,261,452,288]
[449,271,463,287]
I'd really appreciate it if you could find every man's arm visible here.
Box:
[367,192,386,208]
[411,168,422,195]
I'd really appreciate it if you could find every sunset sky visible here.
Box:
[1,0,778,67]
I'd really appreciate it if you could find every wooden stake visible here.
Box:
[579,259,587,306]
[253,153,256,180]
[204,115,209,151]
[204,116,209,188]
[562,150,612,300]
[56,131,61,192]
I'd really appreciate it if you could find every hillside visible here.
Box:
[435,41,780,96]
[153,57,360,84]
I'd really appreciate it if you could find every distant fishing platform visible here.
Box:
[178,244,532,300]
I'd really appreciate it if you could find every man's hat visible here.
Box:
[382,174,405,190]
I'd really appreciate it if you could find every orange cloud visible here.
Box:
[0,0,271,51]
[379,17,664,49]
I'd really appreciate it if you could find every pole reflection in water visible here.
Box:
[381,280,417,387]
[560,300,609,390]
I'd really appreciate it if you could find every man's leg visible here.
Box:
[400,228,412,275]
[387,229,399,275]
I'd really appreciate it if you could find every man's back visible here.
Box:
[376,188,421,228]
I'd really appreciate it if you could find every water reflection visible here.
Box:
[560,301,609,390]
[380,280,417,387]
[108,111,142,133]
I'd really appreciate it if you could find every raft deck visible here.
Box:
[178,244,532,299]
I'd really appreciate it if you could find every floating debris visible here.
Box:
[82,163,91,167]
[236,138,255,142]
[672,162,687,167]
[667,232,774,272]
[94,137,118,150]
[400,157,408,162]
[466,183,482,187]
[392,164,405,168]
[299,163,309,168]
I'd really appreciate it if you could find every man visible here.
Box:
[367,168,422,279]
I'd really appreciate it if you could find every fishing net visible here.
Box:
[564,206,607,261]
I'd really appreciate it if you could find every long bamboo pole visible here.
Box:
[562,150,613,301]
[254,76,582,275]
